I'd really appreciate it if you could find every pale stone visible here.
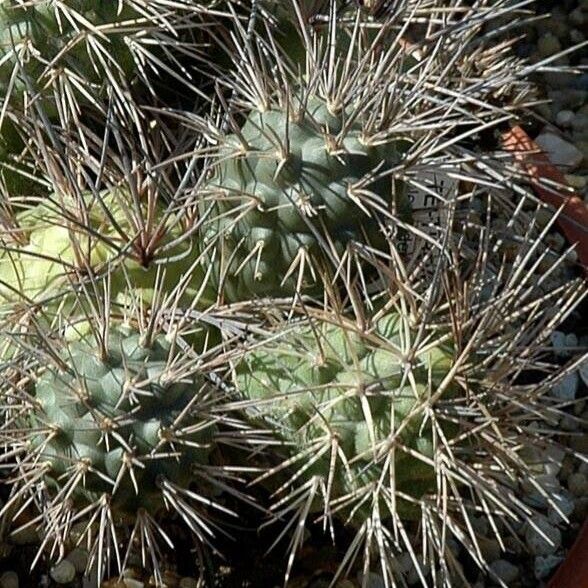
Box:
[525,516,562,555]
[579,357,588,387]
[535,132,584,170]
[548,490,576,524]
[66,548,88,574]
[489,559,519,584]
[543,445,566,476]
[0,572,19,588]
[556,110,575,127]
[50,561,76,585]
[534,554,564,580]
[552,372,579,402]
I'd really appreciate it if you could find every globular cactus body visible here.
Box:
[33,326,213,513]
[0,0,212,107]
[235,313,456,517]
[203,96,411,300]
[0,188,214,312]
[0,1,135,105]
[1,320,247,584]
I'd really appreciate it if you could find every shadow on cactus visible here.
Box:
[0,310,256,585]
[0,0,235,195]
[230,242,586,585]
[0,0,225,110]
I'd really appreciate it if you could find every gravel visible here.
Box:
[50,561,76,585]
[0,572,19,588]
[489,560,520,584]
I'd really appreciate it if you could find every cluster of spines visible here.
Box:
[0,295,260,585]
[0,1,585,587]
[226,238,585,586]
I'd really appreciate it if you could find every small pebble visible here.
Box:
[536,131,584,170]
[550,331,568,356]
[573,118,588,139]
[50,560,76,585]
[552,372,579,402]
[525,516,562,556]
[579,358,588,387]
[556,110,575,127]
[548,490,576,524]
[489,559,519,584]
[546,231,566,251]
[567,472,588,497]
[364,573,385,588]
[446,539,461,557]
[534,554,564,580]
[471,516,490,536]
[504,536,525,556]
[395,552,414,574]
[479,537,502,563]
[537,33,562,57]
[522,473,561,508]
[550,89,588,110]
[570,28,585,44]
[575,74,588,93]
[11,525,39,546]
[543,445,566,477]
[66,548,88,574]
[0,572,19,588]
[569,8,585,26]
[559,455,576,481]
[559,413,580,432]
[565,332,579,348]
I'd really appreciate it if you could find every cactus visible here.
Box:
[0,0,585,586]
[0,317,249,584]
[201,93,411,300]
[235,312,456,516]
[0,0,219,109]
[194,0,545,302]
[230,228,586,585]
[197,5,420,301]
[0,186,215,315]
[0,0,232,195]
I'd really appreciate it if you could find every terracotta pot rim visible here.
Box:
[501,125,588,276]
